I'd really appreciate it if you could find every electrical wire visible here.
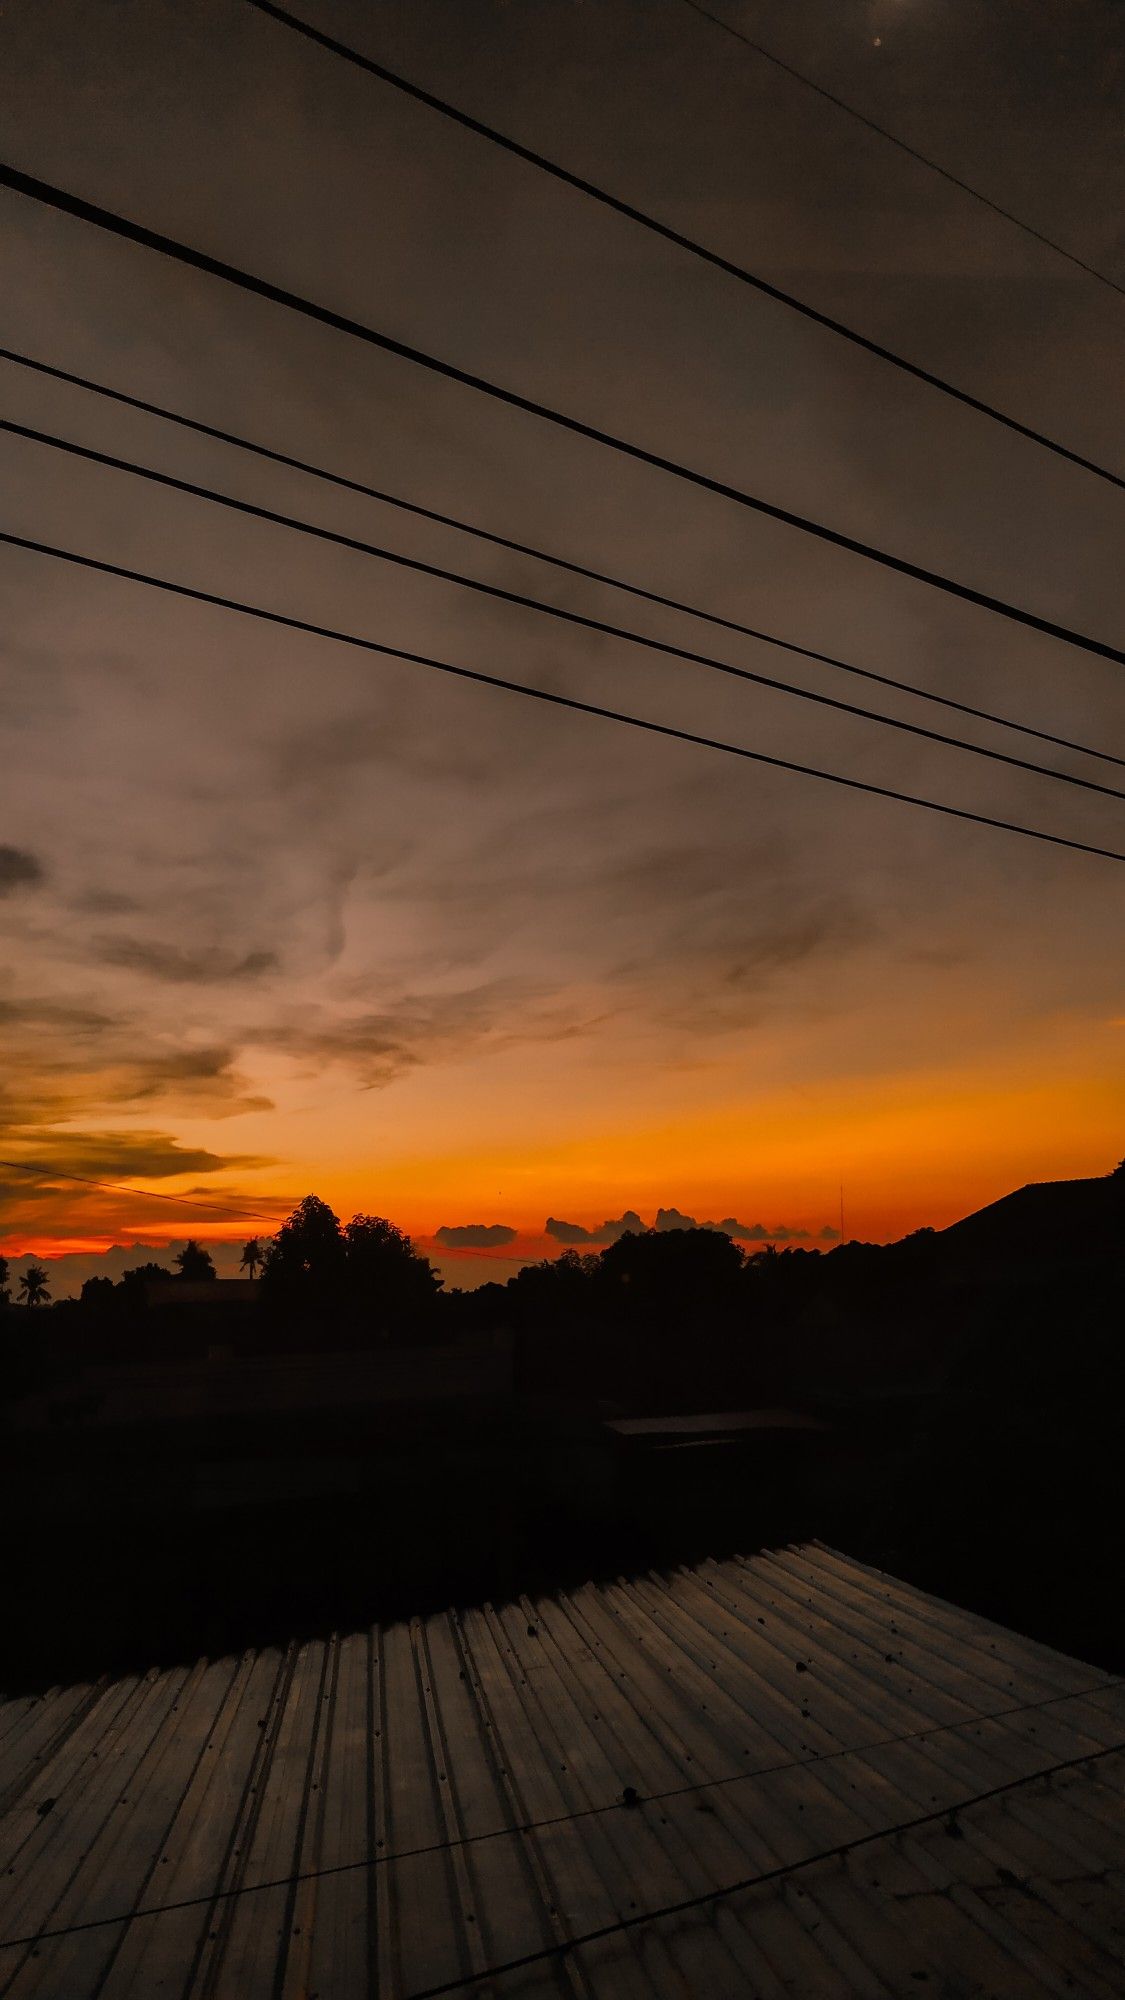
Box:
[10,415,1123,804]
[398,1736,1125,2000]
[0,1168,284,1224]
[243,0,1124,490]
[676,0,1125,300]
[4,343,1118,772]
[4,527,1124,864]
[2,163,1122,666]
[0,1676,1116,1954]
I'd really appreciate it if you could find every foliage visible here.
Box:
[79,1275,117,1311]
[260,1196,440,1343]
[174,1240,217,1282]
[17,1264,50,1308]
[120,1262,174,1299]
[261,1195,345,1311]
[343,1214,442,1331]
[239,1237,265,1279]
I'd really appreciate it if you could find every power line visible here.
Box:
[2,163,1122,667]
[5,528,1124,865]
[5,344,1119,773]
[677,0,1125,301]
[402,1738,1125,2000]
[0,1158,286,1227]
[12,415,1124,806]
[0,1676,1114,1953]
[244,0,1124,493]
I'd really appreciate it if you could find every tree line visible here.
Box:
[5,1166,1122,1411]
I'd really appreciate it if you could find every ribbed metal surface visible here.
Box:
[1,1542,1122,1997]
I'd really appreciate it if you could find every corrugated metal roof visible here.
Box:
[1,1541,1122,1997]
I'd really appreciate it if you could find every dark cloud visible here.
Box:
[0,846,44,895]
[119,1048,273,1113]
[1,1130,268,1183]
[547,1208,814,1244]
[252,981,600,1089]
[72,890,140,915]
[545,1211,644,1245]
[655,1208,812,1242]
[545,1217,595,1244]
[717,1218,812,1243]
[0,1132,283,1247]
[434,1223,517,1248]
[654,1206,698,1232]
[718,910,875,987]
[0,997,114,1032]
[0,997,274,1128]
[96,938,278,984]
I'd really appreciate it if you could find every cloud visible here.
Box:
[545,1217,596,1244]
[0,997,114,1032]
[0,1134,286,1253]
[71,890,139,915]
[119,1048,273,1113]
[656,1208,813,1242]
[0,1130,271,1190]
[95,937,278,984]
[0,990,274,1130]
[0,1098,278,1251]
[654,1206,697,1231]
[547,1208,815,1244]
[820,1224,841,1241]
[252,980,600,1090]
[0,846,44,895]
[545,1211,644,1245]
[434,1223,518,1248]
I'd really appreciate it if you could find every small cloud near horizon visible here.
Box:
[434,1222,518,1249]
[545,1211,644,1245]
[548,1207,821,1244]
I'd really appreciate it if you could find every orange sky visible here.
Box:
[2,0,1123,1290]
[5,1018,1121,1283]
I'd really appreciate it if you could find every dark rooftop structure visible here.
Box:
[1,1542,1122,1997]
[938,1169,1124,1275]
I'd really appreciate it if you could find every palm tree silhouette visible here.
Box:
[239,1237,264,1280]
[18,1264,50,1308]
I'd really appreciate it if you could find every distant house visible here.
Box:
[142,1278,260,1308]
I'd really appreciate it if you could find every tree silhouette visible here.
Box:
[259,1198,440,1343]
[343,1213,441,1339]
[79,1275,117,1313]
[18,1264,50,1308]
[0,1253,9,1309]
[174,1240,217,1282]
[119,1262,174,1299]
[260,1196,346,1325]
[239,1237,265,1280]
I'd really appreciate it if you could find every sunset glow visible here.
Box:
[2,0,1122,1295]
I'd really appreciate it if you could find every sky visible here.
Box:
[2,0,1123,1295]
